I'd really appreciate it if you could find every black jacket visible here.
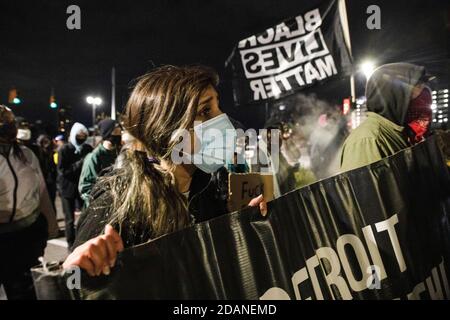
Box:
[74,167,229,249]
[36,147,57,187]
[188,168,228,223]
[57,142,93,198]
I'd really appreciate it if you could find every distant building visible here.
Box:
[431,87,449,130]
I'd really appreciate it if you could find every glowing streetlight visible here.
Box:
[360,60,376,79]
[86,96,102,126]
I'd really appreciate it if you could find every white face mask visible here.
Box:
[192,114,236,173]
[17,128,31,141]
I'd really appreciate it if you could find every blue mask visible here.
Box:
[193,114,236,173]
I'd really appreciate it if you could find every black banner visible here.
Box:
[33,136,450,300]
[225,0,352,105]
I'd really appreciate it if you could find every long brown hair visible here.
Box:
[98,65,219,239]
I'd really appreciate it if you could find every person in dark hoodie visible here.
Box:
[57,122,93,248]
[36,134,58,208]
[78,119,122,207]
[340,63,434,171]
[62,66,267,276]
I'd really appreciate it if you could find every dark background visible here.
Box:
[0,0,448,132]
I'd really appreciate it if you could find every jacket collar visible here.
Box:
[189,169,212,198]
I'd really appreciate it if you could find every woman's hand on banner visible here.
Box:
[62,225,124,277]
[248,194,268,217]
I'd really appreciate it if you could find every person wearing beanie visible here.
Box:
[340,63,434,172]
[79,119,122,208]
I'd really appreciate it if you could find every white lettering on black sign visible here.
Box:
[237,7,338,101]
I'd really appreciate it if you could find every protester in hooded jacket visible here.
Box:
[79,119,122,207]
[340,63,433,172]
[57,122,93,248]
[62,66,267,277]
[0,105,59,300]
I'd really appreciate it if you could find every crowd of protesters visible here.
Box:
[0,62,435,299]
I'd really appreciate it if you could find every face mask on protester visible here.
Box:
[408,120,429,143]
[76,137,87,145]
[17,128,31,141]
[108,135,122,147]
[405,87,432,143]
[192,113,236,174]
[0,122,18,143]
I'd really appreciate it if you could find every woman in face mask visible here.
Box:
[57,122,93,249]
[0,105,58,300]
[63,65,266,277]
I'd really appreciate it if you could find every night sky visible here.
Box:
[0,0,448,131]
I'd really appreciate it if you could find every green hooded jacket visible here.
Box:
[340,63,428,172]
[79,143,118,206]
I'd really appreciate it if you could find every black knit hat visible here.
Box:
[98,119,118,139]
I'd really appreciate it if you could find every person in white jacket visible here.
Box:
[0,105,58,300]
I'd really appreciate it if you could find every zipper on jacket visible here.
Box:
[3,153,19,223]
[187,173,213,222]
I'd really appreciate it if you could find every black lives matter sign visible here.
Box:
[226,0,352,105]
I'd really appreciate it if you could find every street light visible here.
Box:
[360,60,376,79]
[86,96,102,126]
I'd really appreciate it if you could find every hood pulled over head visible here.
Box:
[69,122,88,152]
[365,63,428,126]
